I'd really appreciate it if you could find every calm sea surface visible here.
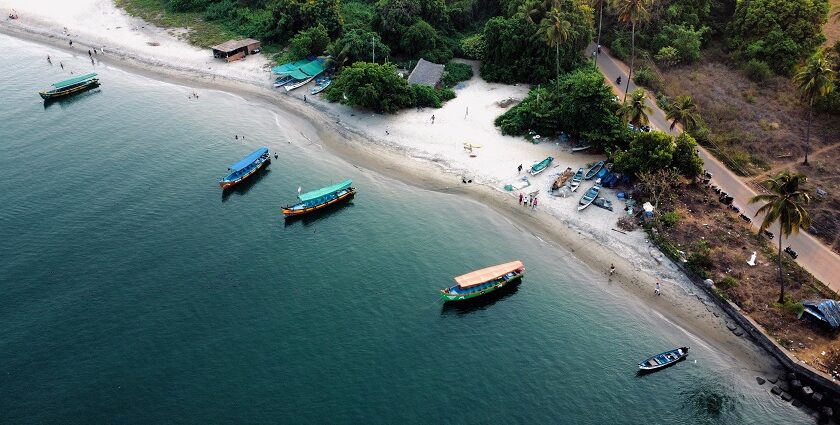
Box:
[0,35,808,424]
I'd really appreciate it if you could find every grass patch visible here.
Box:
[774,298,805,317]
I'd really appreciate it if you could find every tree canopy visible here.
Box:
[324,62,415,113]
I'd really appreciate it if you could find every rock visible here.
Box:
[781,392,793,402]
[802,386,814,397]
[779,381,791,392]
[756,377,766,385]
[768,376,779,384]
[726,323,737,331]
[792,399,803,407]
[821,407,833,418]
[703,278,714,288]
[813,392,824,403]
[733,329,744,336]
[771,386,782,395]
[788,372,798,381]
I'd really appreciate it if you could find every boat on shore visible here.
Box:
[638,347,689,372]
[529,156,554,176]
[273,75,294,87]
[551,167,574,191]
[569,168,584,192]
[584,161,604,180]
[282,179,355,217]
[578,184,601,211]
[440,261,525,302]
[571,144,591,152]
[219,147,271,189]
[284,75,314,92]
[310,77,331,95]
[39,73,99,100]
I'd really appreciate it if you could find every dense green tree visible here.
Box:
[401,20,438,55]
[612,130,675,176]
[794,51,836,165]
[666,95,700,131]
[324,62,415,113]
[672,132,704,178]
[652,24,704,65]
[749,171,811,303]
[615,0,651,100]
[270,0,344,42]
[536,7,572,80]
[288,24,330,60]
[729,0,829,75]
[617,88,651,129]
[329,29,391,67]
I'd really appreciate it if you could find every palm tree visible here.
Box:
[592,0,607,65]
[615,0,651,101]
[617,88,651,129]
[793,51,835,165]
[749,171,811,304]
[666,95,700,131]
[537,7,571,80]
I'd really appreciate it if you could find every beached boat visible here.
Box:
[440,261,525,302]
[551,167,574,191]
[310,78,331,95]
[529,156,554,176]
[282,179,355,217]
[571,145,591,152]
[584,161,604,180]
[219,147,271,190]
[39,73,99,100]
[569,168,584,192]
[638,347,689,371]
[273,75,295,87]
[577,184,601,211]
[284,75,315,92]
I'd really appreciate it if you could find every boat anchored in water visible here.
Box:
[219,147,271,189]
[440,261,525,302]
[282,179,355,217]
[39,73,99,100]
[638,347,689,372]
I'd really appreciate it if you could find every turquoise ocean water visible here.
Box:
[0,35,807,424]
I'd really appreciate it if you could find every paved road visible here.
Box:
[588,43,840,291]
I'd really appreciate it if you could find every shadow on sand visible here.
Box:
[440,281,522,316]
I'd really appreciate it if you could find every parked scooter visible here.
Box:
[784,246,798,259]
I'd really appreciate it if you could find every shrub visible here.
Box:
[743,59,772,82]
[441,62,473,87]
[325,62,415,113]
[401,20,437,56]
[687,240,712,277]
[632,66,658,88]
[672,132,704,178]
[288,24,330,60]
[461,33,486,61]
[659,211,680,228]
[717,275,739,289]
[775,298,805,316]
[655,46,680,67]
[412,85,441,108]
[437,87,456,102]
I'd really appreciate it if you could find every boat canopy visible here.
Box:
[271,59,326,79]
[299,60,326,77]
[52,73,97,88]
[228,147,269,173]
[298,179,352,202]
[272,60,310,75]
[454,261,523,288]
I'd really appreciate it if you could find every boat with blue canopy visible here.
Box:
[282,179,355,217]
[219,147,271,189]
[39,73,99,100]
[440,261,525,302]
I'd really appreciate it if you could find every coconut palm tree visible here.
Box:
[614,0,651,101]
[666,95,700,131]
[537,7,571,80]
[592,0,607,64]
[793,51,835,165]
[749,171,811,304]
[617,88,651,129]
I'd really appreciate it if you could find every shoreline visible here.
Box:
[0,17,786,378]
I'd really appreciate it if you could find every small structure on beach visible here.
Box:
[802,299,840,329]
[211,39,261,62]
[407,58,445,87]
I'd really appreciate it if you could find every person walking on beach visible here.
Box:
[465,107,468,119]
[609,264,615,275]
[519,192,523,205]
[655,282,661,296]
[47,55,51,64]
[431,114,435,124]
[59,62,63,69]
[303,95,307,102]
[517,164,523,174]
[88,49,92,57]
[532,197,538,210]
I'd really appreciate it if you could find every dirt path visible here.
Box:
[755,142,840,180]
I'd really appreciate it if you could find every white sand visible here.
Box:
[0,0,786,371]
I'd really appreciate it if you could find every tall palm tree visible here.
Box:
[592,0,607,65]
[615,0,651,101]
[793,51,835,165]
[537,7,571,80]
[749,171,811,304]
[617,88,651,129]
[666,95,700,131]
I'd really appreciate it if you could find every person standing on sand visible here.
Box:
[465,107,468,119]
[610,264,615,275]
[304,95,307,102]
[88,49,92,57]
[517,164,523,174]
[60,62,63,69]
[532,197,538,210]
[519,193,523,204]
[431,114,435,124]
[655,282,661,296]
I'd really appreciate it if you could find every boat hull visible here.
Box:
[638,347,689,372]
[219,157,270,189]
[39,80,99,100]
[440,272,524,302]
[282,188,355,217]
[285,76,314,91]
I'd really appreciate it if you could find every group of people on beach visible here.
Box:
[518,192,539,210]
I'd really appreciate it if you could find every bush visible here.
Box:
[743,59,772,82]
[775,298,805,316]
[652,24,704,64]
[412,85,441,108]
[717,275,739,289]
[288,24,330,60]
[441,62,473,87]
[325,62,415,113]
[655,46,680,67]
[461,33,486,61]
[687,240,713,277]
[632,66,657,88]
[437,87,456,101]
[673,133,704,178]
[401,20,437,55]
[659,211,681,228]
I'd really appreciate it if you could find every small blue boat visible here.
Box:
[219,147,270,189]
[638,346,689,372]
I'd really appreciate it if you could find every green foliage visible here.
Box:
[494,67,626,150]
[659,211,681,228]
[743,59,772,82]
[775,298,805,316]
[612,131,674,176]
[632,66,658,89]
[412,84,442,108]
[717,275,739,290]
[673,132,704,178]
[441,62,474,87]
[687,240,713,277]
[329,29,390,67]
[655,46,679,67]
[342,0,376,32]
[729,0,829,75]
[437,87,456,101]
[325,62,415,113]
[401,20,438,55]
[652,24,704,64]
[288,24,330,60]
[461,33,487,61]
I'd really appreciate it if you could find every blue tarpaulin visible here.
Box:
[228,147,269,173]
[802,299,840,329]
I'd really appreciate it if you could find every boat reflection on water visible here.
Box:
[43,88,102,109]
[283,199,354,227]
[440,281,522,316]
[221,167,271,202]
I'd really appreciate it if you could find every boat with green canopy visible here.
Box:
[39,73,99,100]
[282,179,355,217]
[529,156,553,176]
[440,261,525,302]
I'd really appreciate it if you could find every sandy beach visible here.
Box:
[0,0,787,374]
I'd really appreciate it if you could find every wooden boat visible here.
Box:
[569,168,584,192]
[529,156,554,176]
[284,76,314,91]
[584,161,605,180]
[571,145,591,152]
[440,261,525,302]
[39,73,99,100]
[577,184,601,211]
[310,77,331,95]
[219,147,271,189]
[638,347,689,371]
[552,167,574,191]
[283,179,355,217]
[273,75,295,87]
